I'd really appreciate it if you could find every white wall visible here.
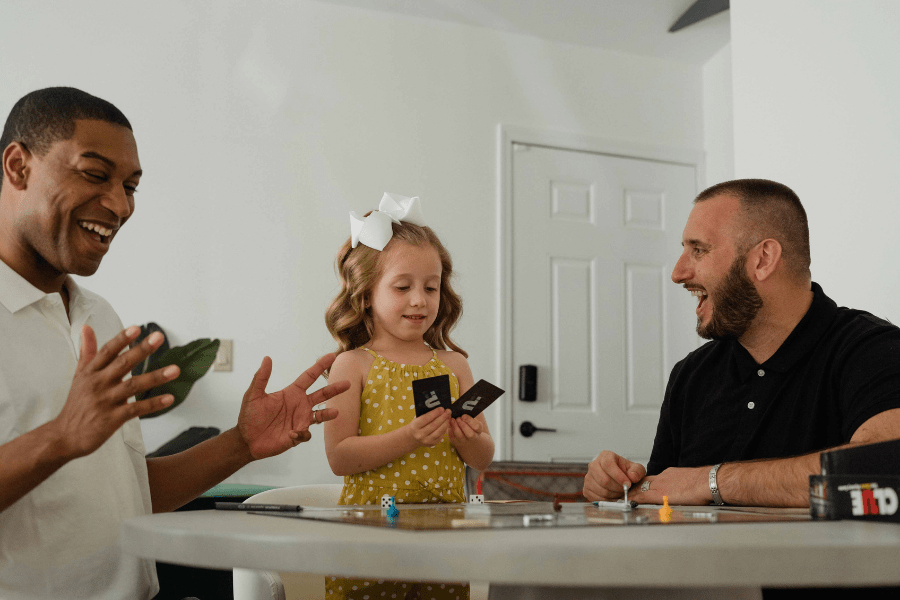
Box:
[702,43,734,186]
[0,0,704,487]
[731,0,900,321]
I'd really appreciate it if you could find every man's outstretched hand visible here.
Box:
[52,325,180,461]
[237,353,349,459]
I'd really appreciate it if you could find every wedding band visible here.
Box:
[313,410,321,424]
[640,480,651,493]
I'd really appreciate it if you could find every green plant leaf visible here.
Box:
[137,338,221,418]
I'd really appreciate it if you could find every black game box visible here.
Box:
[809,438,900,522]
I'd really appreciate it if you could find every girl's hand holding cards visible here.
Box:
[408,408,451,447]
[449,415,483,442]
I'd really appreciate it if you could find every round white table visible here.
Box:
[120,506,900,599]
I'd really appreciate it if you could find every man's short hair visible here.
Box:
[696,179,811,280]
[0,87,131,191]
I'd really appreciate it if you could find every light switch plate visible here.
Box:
[213,339,233,372]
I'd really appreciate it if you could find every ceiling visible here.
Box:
[312,0,731,65]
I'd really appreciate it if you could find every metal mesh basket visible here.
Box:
[466,461,590,503]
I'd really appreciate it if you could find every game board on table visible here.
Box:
[249,501,809,531]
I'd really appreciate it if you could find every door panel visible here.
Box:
[511,144,698,463]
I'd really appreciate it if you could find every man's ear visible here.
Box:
[2,142,31,191]
[749,239,783,282]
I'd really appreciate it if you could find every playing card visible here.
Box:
[451,379,505,419]
[412,374,452,416]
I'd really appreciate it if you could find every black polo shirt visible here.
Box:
[647,282,900,476]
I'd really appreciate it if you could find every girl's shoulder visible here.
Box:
[332,348,377,373]
[435,349,471,373]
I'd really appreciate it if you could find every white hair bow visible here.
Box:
[349,192,427,251]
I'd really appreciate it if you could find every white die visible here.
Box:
[381,494,393,508]
[468,494,485,504]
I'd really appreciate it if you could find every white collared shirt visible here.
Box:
[0,259,158,600]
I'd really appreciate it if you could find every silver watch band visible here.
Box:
[709,463,725,505]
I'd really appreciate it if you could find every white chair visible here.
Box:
[232,483,343,600]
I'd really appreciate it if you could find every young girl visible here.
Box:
[323,195,493,600]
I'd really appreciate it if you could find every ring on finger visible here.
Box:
[641,480,651,493]
[313,410,321,424]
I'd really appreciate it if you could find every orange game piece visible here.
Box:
[659,496,673,522]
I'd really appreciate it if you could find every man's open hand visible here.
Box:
[237,354,349,459]
[51,325,181,460]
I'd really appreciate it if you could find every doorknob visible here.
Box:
[519,421,557,437]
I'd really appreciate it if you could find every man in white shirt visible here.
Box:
[0,87,349,599]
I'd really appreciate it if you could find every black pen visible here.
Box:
[215,502,303,512]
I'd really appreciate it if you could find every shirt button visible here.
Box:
[757,369,765,377]
[747,402,756,410]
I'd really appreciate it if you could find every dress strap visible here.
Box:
[362,346,436,364]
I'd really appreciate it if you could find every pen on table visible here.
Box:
[214,502,303,512]
[593,500,638,510]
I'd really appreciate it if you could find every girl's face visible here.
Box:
[368,241,442,346]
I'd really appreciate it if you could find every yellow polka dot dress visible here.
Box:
[338,347,467,505]
[325,348,469,600]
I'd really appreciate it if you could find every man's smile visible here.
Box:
[687,287,709,315]
[78,220,115,245]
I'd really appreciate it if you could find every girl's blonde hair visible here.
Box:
[325,218,467,358]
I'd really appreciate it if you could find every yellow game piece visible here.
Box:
[659,495,673,523]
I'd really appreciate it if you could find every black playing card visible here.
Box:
[412,374,453,416]
[451,379,505,419]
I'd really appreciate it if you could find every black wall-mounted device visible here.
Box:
[518,365,537,402]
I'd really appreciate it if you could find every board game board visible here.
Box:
[248,501,809,531]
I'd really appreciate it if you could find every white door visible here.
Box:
[510,143,699,463]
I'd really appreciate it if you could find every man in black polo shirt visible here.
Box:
[583,179,900,507]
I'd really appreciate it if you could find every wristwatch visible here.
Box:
[708,463,725,505]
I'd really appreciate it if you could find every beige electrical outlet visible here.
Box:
[213,339,233,372]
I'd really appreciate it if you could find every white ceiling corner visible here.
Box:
[311,0,731,65]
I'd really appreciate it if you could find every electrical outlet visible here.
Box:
[213,339,233,372]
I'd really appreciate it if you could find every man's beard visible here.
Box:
[697,253,763,340]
